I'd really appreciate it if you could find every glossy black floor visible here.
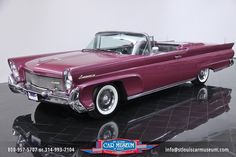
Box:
[0,62,236,157]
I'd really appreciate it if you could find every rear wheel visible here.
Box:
[192,68,209,85]
[89,84,119,119]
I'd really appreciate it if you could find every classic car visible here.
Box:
[8,31,235,118]
[12,84,232,157]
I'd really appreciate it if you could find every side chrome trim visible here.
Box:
[127,78,195,100]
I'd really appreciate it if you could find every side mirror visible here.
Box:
[152,47,159,53]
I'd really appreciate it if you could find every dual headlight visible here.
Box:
[64,70,73,91]
[9,61,20,81]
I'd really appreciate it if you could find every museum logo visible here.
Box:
[81,138,158,155]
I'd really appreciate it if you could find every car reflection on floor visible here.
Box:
[12,83,231,157]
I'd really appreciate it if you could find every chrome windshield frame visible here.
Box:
[94,31,152,55]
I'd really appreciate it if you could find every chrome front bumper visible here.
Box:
[8,74,90,113]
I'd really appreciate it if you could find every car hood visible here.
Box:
[24,51,135,77]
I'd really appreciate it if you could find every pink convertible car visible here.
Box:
[8,31,234,118]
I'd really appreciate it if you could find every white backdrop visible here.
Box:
[0,0,235,83]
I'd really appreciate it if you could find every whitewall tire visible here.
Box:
[192,68,209,85]
[89,84,119,118]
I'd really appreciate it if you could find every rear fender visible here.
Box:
[197,45,234,72]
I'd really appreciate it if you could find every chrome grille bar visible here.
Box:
[25,72,64,91]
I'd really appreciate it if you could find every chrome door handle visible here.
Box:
[174,55,182,59]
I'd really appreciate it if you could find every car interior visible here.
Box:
[134,41,180,55]
[153,43,179,52]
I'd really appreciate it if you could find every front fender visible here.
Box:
[8,51,74,82]
[76,74,143,109]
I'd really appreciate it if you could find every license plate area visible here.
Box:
[28,92,39,101]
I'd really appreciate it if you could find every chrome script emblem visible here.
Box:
[79,74,96,80]
[51,81,60,85]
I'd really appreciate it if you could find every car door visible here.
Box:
[140,49,194,91]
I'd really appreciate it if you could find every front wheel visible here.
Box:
[89,84,119,119]
[192,68,210,85]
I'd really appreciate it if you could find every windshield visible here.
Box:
[86,32,150,55]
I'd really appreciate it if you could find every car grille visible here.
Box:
[25,72,64,91]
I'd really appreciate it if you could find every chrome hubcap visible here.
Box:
[198,69,209,82]
[98,89,114,111]
[103,95,110,104]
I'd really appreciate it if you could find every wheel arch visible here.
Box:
[77,74,143,109]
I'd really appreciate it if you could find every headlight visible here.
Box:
[64,70,73,90]
[9,61,20,81]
